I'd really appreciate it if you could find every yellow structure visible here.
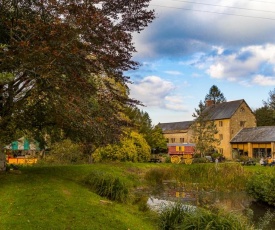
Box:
[5,137,41,165]
[231,126,275,159]
[206,99,256,159]
[159,99,257,160]
[7,157,38,165]
[158,121,193,144]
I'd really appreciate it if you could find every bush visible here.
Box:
[45,139,86,164]
[92,131,150,162]
[84,171,129,203]
[192,157,209,163]
[246,171,275,206]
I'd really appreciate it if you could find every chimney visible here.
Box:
[206,100,214,107]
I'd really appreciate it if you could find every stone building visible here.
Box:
[159,99,257,159]
[231,126,275,159]
[203,99,256,158]
[158,121,193,144]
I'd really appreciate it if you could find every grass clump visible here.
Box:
[158,202,192,229]
[158,202,254,230]
[84,170,129,203]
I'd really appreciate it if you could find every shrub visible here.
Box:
[45,139,86,164]
[192,157,209,163]
[84,171,129,203]
[164,155,171,163]
[92,131,150,162]
[246,171,275,206]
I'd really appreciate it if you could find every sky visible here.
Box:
[126,0,275,125]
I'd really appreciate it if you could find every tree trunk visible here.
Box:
[0,149,6,171]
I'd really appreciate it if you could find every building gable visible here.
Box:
[203,99,247,120]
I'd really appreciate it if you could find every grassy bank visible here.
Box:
[0,163,159,230]
[0,162,273,229]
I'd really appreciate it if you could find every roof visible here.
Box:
[167,143,195,147]
[5,137,40,151]
[203,99,245,120]
[158,121,193,132]
[231,126,275,143]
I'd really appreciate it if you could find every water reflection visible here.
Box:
[145,181,275,229]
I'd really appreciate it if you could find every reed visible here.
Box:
[158,202,253,230]
[145,163,250,192]
[84,170,129,203]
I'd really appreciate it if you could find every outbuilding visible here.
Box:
[230,126,275,159]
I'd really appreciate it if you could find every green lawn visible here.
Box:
[0,162,273,230]
[0,163,158,230]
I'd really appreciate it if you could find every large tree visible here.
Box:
[205,85,226,105]
[192,86,223,157]
[125,107,167,152]
[0,1,155,149]
[255,89,275,126]
[191,102,220,157]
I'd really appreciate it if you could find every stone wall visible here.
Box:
[230,102,257,139]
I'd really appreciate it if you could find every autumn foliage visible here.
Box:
[0,0,155,147]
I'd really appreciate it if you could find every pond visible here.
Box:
[144,181,275,229]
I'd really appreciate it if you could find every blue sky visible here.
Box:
[127,0,275,125]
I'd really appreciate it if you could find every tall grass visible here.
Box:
[84,170,129,203]
[158,202,254,230]
[145,163,250,192]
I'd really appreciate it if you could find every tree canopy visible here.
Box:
[125,107,167,152]
[0,0,155,147]
[255,89,275,126]
[192,102,220,157]
[192,86,222,157]
[205,85,226,105]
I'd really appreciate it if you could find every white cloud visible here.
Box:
[129,76,175,107]
[205,44,275,84]
[164,95,189,111]
[252,75,275,86]
[164,70,182,75]
[207,63,224,79]
[129,76,189,111]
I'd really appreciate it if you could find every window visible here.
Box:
[220,148,223,154]
[166,138,169,143]
[219,121,223,127]
[219,134,223,140]
[240,107,245,112]
[240,121,246,127]
[180,138,184,143]
[171,138,175,143]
